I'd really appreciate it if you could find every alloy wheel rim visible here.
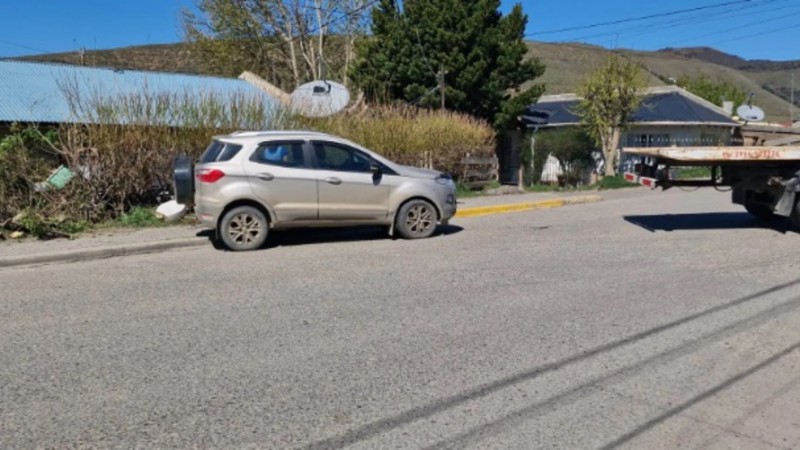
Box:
[405,204,434,235]
[228,213,263,246]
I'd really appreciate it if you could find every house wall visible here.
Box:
[622,125,734,147]
[531,124,738,184]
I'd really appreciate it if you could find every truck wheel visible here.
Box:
[790,202,800,231]
[745,203,775,221]
[219,206,269,251]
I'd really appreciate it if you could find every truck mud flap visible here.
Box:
[773,172,800,217]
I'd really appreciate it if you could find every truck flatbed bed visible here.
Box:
[624,146,800,163]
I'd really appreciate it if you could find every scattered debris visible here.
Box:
[33,165,76,192]
[484,185,525,196]
[156,200,188,223]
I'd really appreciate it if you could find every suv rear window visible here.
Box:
[199,141,243,163]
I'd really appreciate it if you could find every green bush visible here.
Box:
[534,128,595,186]
[15,208,89,238]
[0,126,72,235]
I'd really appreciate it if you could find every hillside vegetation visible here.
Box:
[18,41,800,122]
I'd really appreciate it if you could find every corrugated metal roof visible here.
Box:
[0,60,277,125]
[525,86,739,128]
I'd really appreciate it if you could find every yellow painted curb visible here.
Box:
[455,195,603,218]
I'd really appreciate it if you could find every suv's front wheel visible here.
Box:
[395,199,438,239]
[219,206,269,251]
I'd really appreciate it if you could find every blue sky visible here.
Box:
[1,0,798,61]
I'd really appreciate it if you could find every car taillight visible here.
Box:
[196,168,225,183]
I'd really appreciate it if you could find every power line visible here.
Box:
[0,38,52,55]
[710,21,800,45]
[567,0,792,43]
[527,0,759,36]
[668,7,800,46]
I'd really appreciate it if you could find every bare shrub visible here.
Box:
[57,78,293,218]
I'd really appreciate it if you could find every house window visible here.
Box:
[700,132,724,146]
[626,134,671,147]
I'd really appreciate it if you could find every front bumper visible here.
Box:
[441,192,457,221]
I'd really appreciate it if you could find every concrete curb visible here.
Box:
[0,238,208,269]
[456,194,603,218]
[0,194,603,268]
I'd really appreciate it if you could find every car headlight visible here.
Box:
[435,173,454,186]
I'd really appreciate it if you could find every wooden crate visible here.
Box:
[461,155,499,188]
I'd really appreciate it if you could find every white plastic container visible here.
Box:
[156,200,187,223]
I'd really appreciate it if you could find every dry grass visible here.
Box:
[300,105,496,177]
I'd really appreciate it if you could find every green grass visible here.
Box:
[456,183,482,198]
[595,175,638,190]
[116,206,165,228]
[674,166,712,179]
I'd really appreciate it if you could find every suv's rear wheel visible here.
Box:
[395,199,438,239]
[220,206,269,251]
[173,155,195,207]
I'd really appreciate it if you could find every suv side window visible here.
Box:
[200,141,243,163]
[252,141,305,168]
[313,142,372,173]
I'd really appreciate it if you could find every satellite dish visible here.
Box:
[290,80,350,118]
[736,104,765,122]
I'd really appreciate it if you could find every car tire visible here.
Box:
[395,199,438,239]
[173,155,194,207]
[744,202,775,221]
[219,206,269,251]
[790,199,800,231]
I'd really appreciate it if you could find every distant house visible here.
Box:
[0,60,278,133]
[522,86,740,181]
[525,85,739,145]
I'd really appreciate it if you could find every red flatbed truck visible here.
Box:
[622,146,800,229]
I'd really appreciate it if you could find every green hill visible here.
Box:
[528,42,798,123]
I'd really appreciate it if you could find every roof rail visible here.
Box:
[229,130,333,137]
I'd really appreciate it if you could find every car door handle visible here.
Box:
[256,173,274,181]
[325,177,342,185]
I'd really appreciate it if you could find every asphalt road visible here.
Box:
[2,188,800,449]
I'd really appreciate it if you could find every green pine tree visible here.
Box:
[352,0,545,128]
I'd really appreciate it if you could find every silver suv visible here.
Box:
[174,131,457,251]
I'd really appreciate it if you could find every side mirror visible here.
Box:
[370,162,383,184]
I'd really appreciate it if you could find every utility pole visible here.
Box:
[789,71,794,126]
[439,64,446,110]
